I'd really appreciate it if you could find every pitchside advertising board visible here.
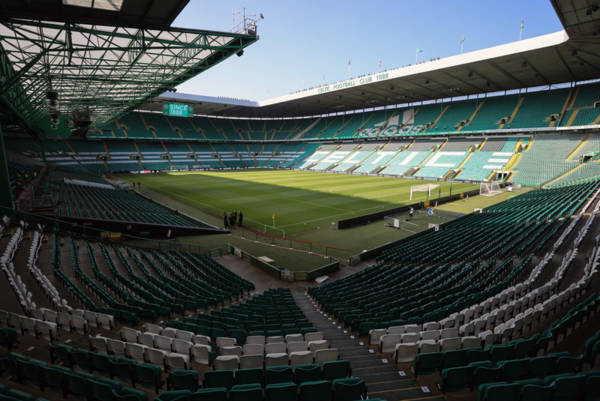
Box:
[162,102,194,117]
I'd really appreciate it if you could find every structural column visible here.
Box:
[0,125,14,214]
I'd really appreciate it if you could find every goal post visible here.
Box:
[480,181,502,197]
[410,183,440,200]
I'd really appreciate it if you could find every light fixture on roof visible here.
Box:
[46,90,58,110]
[46,90,59,129]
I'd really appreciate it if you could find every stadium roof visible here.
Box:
[0,0,258,131]
[147,0,600,119]
[0,0,190,30]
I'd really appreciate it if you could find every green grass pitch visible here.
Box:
[121,170,479,235]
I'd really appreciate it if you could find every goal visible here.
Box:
[410,183,440,200]
[480,181,502,197]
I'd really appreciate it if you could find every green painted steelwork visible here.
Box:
[0,18,257,131]
[0,126,14,213]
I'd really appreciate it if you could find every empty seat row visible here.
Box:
[214,347,339,370]
[157,377,366,401]
[202,361,352,390]
[0,383,49,401]
[241,332,324,345]
[476,371,600,401]
[220,340,329,357]
[394,336,484,363]
[6,352,147,401]
[89,336,199,369]
[441,352,586,392]
[50,343,164,393]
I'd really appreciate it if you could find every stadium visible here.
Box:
[0,1,599,400]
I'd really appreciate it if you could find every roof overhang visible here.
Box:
[550,0,600,38]
[0,0,190,30]
[141,0,600,119]
[146,29,600,118]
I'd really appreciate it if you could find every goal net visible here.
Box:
[480,181,502,197]
[410,183,440,200]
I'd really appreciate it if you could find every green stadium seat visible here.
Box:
[114,387,147,401]
[266,365,293,384]
[66,370,95,398]
[189,387,227,401]
[414,352,442,375]
[321,360,349,381]
[41,365,69,396]
[229,383,262,401]
[498,358,529,381]
[441,349,467,369]
[91,352,114,376]
[135,363,163,393]
[549,374,586,401]
[112,358,136,387]
[167,370,198,392]
[478,382,521,401]
[489,344,515,362]
[519,384,553,401]
[71,348,93,371]
[299,380,331,401]
[0,328,17,349]
[332,377,365,401]
[156,390,191,401]
[90,378,121,401]
[584,375,600,401]
[203,370,234,389]
[555,355,582,374]
[235,368,264,386]
[294,364,321,384]
[473,366,501,387]
[440,366,472,392]
[265,382,297,401]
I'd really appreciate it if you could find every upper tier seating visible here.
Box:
[78,82,600,142]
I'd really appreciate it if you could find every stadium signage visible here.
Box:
[317,72,389,94]
[163,102,194,117]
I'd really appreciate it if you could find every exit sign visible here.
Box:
[163,102,194,117]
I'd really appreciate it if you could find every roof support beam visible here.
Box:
[521,57,551,85]
[0,18,258,128]
[485,61,525,88]
[553,47,577,81]
[441,71,485,93]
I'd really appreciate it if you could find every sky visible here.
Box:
[172,0,563,101]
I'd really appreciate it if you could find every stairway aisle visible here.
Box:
[293,290,445,401]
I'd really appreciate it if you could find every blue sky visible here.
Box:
[172,1,563,100]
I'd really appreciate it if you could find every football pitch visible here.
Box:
[121,170,479,235]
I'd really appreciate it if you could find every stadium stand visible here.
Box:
[353,142,407,174]
[1,5,600,401]
[510,134,584,186]
[309,179,600,335]
[7,83,600,186]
